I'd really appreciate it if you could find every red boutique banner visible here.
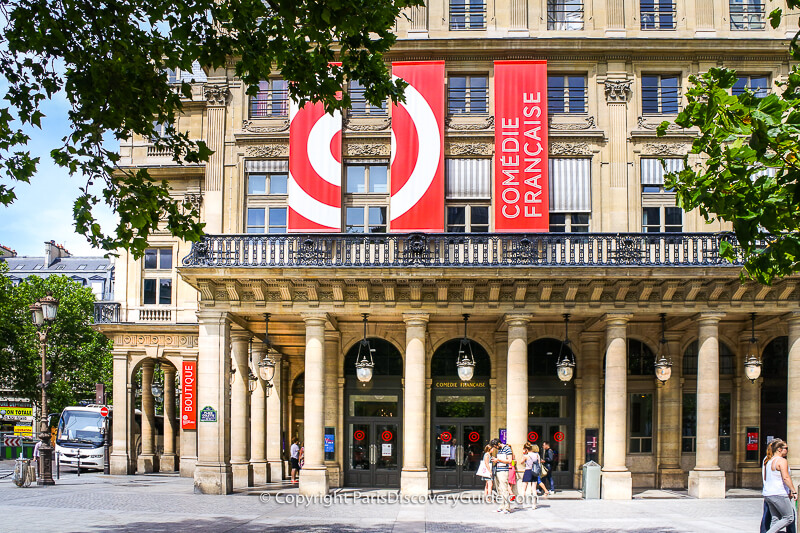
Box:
[494,61,549,232]
[288,91,342,232]
[390,61,445,232]
[181,361,196,430]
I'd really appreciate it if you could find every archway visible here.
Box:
[761,336,788,457]
[430,338,491,490]
[528,338,575,489]
[343,338,403,487]
[291,372,304,445]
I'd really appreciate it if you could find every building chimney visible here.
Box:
[0,244,15,258]
[44,240,71,267]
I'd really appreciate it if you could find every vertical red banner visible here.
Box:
[288,97,342,232]
[390,61,445,232]
[494,61,549,232]
[181,361,196,430]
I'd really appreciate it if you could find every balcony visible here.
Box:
[181,232,742,269]
[94,302,121,324]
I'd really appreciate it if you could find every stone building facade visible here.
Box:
[97,0,800,500]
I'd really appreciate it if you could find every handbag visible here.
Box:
[540,464,549,477]
[476,459,491,479]
[532,457,541,477]
[508,461,517,484]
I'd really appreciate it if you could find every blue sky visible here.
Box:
[0,91,117,258]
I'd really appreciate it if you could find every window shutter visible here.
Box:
[549,158,591,213]
[641,158,683,185]
[445,158,491,199]
[245,160,289,173]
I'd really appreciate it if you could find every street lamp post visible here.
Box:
[29,293,59,486]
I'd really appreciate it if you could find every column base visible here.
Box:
[657,466,686,489]
[268,460,285,482]
[180,456,197,478]
[688,469,726,499]
[159,453,178,472]
[194,463,233,495]
[110,452,134,475]
[400,469,429,497]
[232,462,253,488]
[251,461,269,485]
[601,470,632,500]
[137,454,157,474]
[299,467,329,496]
[325,462,342,488]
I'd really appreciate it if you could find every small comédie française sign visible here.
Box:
[199,406,217,423]
[432,380,488,389]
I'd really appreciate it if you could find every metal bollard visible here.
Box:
[56,451,60,480]
[77,450,80,476]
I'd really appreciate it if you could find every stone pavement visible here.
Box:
[0,461,767,532]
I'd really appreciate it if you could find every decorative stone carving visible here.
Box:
[604,80,633,102]
[183,193,203,209]
[204,85,230,106]
[642,142,690,156]
[448,142,493,156]
[245,144,289,157]
[549,142,592,156]
[445,116,495,130]
[115,334,198,349]
[345,143,390,156]
[241,119,290,133]
[637,116,682,131]
[343,117,391,131]
[549,116,596,130]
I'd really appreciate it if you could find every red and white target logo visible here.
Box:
[528,431,539,443]
[381,430,394,442]
[554,432,565,442]
[354,430,366,442]
[440,431,452,443]
[389,62,445,232]
[468,431,480,443]
[288,70,342,233]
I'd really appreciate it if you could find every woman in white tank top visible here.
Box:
[762,439,797,533]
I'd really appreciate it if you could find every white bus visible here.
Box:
[55,405,109,470]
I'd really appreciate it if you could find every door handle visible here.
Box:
[369,444,376,465]
[456,445,464,466]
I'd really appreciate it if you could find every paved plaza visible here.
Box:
[0,461,767,532]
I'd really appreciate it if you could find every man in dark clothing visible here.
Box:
[542,441,556,493]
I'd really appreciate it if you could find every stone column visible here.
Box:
[110,352,134,475]
[603,77,633,232]
[194,310,233,495]
[266,352,284,482]
[231,331,252,488]
[202,84,230,234]
[735,331,761,488]
[657,333,684,488]
[161,366,178,471]
[250,342,268,485]
[138,359,157,473]
[601,313,633,499]
[787,313,800,487]
[180,355,198,478]
[688,313,726,498]
[324,331,342,487]
[401,313,430,496]
[299,314,329,496]
[506,314,531,462]
[580,332,603,465]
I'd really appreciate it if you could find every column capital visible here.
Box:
[604,312,633,327]
[230,330,252,343]
[504,313,533,327]
[698,312,725,325]
[301,312,327,327]
[786,311,800,324]
[402,312,430,326]
[251,342,267,357]
[140,358,155,369]
[163,366,177,376]
[196,309,232,325]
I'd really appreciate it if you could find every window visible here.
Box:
[642,206,682,233]
[548,76,587,114]
[682,340,735,376]
[348,80,387,117]
[248,172,288,195]
[446,205,489,232]
[143,278,172,305]
[449,0,486,30]
[247,207,287,233]
[730,0,766,30]
[719,393,732,452]
[641,158,682,233]
[249,79,289,118]
[641,0,676,30]
[142,247,173,305]
[628,339,656,375]
[151,120,172,141]
[345,164,388,194]
[547,0,584,30]
[733,75,769,98]
[144,248,172,270]
[550,158,591,226]
[346,206,386,233]
[682,393,732,452]
[448,76,488,115]
[629,393,653,453]
[549,214,589,232]
[641,158,683,193]
[642,75,680,114]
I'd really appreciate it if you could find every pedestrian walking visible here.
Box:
[491,438,514,514]
[762,439,797,533]
[531,444,550,497]
[476,444,494,498]
[520,443,540,509]
[33,440,42,477]
[542,441,556,493]
[290,437,301,483]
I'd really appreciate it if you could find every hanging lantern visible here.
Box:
[258,313,277,383]
[654,313,673,383]
[248,371,258,393]
[744,312,762,383]
[151,380,163,401]
[456,314,476,382]
[355,313,375,383]
[556,314,576,383]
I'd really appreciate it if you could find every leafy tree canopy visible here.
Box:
[658,2,800,284]
[0,263,112,414]
[0,0,422,257]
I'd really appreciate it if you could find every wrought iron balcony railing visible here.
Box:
[94,302,121,324]
[181,232,742,269]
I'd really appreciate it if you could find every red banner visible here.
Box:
[181,361,196,430]
[390,61,445,232]
[288,92,342,232]
[494,61,549,232]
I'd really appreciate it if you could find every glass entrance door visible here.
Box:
[431,423,487,489]
[347,421,400,487]
[527,422,571,489]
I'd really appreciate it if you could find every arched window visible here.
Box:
[628,339,656,376]
[431,338,491,378]
[528,338,572,377]
[682,340,735,376]
[292,372,304,395]
[344,338,403,376]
